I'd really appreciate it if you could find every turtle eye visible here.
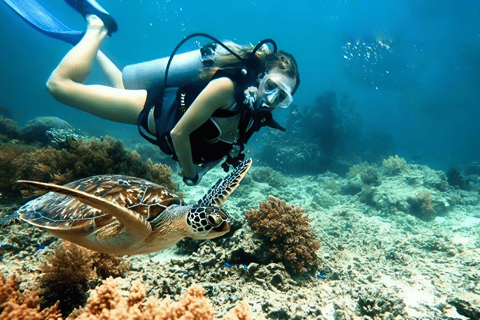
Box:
[207,213,223,227]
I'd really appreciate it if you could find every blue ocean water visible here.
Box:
[0,0,479,170]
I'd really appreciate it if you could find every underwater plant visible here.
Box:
[245,196,320,274]
[0,136,177,201]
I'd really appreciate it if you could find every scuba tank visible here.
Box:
[122,50,204,91]
[122,33,276,93]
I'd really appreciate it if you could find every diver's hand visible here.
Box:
[177,163,201,186]
[179,160,221,186]
[183,172,200,186]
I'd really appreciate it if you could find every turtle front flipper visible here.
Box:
[198,158,252,207]
[17,180,152,239]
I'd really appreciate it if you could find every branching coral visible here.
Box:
[74,277,252,320]
[38,242,130,316]
[0,136,177,200]
[245,196,320,274]
[0,275,252,320]
[0,275,62,320]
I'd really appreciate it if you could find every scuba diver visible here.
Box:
[3,0,300,186]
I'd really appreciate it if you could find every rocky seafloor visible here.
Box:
[1,157,480,319]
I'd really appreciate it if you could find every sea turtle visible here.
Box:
[8,159,252,255]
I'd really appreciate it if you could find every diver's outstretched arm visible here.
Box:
[96,50,124,89]
[46,15,146,124]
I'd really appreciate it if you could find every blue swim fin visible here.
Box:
[65,0,117,36]
[3,0,84,44]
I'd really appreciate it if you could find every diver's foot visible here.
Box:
[65,0,118,36]
[86,14,108,35]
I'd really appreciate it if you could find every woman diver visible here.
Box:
[5,0,300,186]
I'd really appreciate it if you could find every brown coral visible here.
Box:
[73,277,251,320]
[0,275,252,320]
[0,275,62,320]
[0,136,177,201]
[246,196,321,274]
[38,242,130,316]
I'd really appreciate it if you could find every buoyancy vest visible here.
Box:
[137,67,276,170]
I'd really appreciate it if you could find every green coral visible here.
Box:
[346,162,370,178]
[382,155,407,175]
[360,167,380,186]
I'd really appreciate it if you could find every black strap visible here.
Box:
[137,102,159,145]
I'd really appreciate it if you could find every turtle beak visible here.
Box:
[213,221,230,234]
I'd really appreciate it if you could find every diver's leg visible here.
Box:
[96,50,124,89]
[46,15,146,124]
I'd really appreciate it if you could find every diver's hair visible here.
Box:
[199,41,300,94]
[265,50,300,94]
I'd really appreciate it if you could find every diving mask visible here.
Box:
[258,73,294,108]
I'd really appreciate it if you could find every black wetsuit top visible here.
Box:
[137,68,256,165]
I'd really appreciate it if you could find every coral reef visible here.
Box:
[255,91,364,175]
[382,155,407,175]
[0,274,252,320]
[1,154,480,320]
[73,277,252,320]
[0,136,177,201]
[47,128,90,148]
[346,161,452,220]
[250,166,287,188]
[245,196,320,274]
[447,167,466,189]
[0,116,20,141]
[20,117,74,146]
[0,275,62,319]
[38,242,130,315]
[356,286,406,317]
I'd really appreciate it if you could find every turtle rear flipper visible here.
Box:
[198,158,252,207]
[17,180,152,239]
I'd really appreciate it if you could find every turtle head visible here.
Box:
[186,205,230,239]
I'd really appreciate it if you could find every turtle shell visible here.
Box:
[18,175,183,232]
